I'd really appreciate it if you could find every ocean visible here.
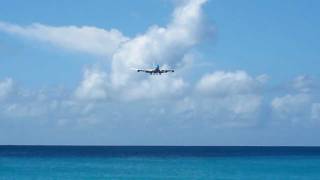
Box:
[1,146,320,179]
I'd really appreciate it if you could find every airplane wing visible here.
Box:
[160,69,174,73]
[137,69,154,74]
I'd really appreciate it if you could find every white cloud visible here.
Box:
[0,89,57,119]
[271,93,310,115]
[0,22,129,56]
[292,75,312,93]
[74,68,109,100]
[0,78,13,100]
[4,102,48,118]
[271,93,311,122]
[175,94,261,128]
[196,71,266,96]
[124,76,187,100]
[269,75,320,125]
[178,70,266,127]
[0,85,100,122]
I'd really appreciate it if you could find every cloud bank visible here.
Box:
[0,0,319,145]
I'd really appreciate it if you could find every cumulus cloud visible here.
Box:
[270,75,320,124]
[195,71,265,124]
[0,78,13,100]
[291,75,313,93]
[4,102,49,119]
[1,88,55,119]
[271,93,311,118]
[174,70,267,127]
[75,68,109,100]
[124,76,187,100]
[175,95,262,128]
[196,71,267,96]
[0,84,100,124]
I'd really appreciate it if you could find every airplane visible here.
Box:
[136,65,174,75]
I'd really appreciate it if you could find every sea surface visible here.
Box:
[1,146,320,179]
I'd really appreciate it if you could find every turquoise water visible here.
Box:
[1,146,320,179]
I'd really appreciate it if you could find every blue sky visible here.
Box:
[0,0,320,145]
